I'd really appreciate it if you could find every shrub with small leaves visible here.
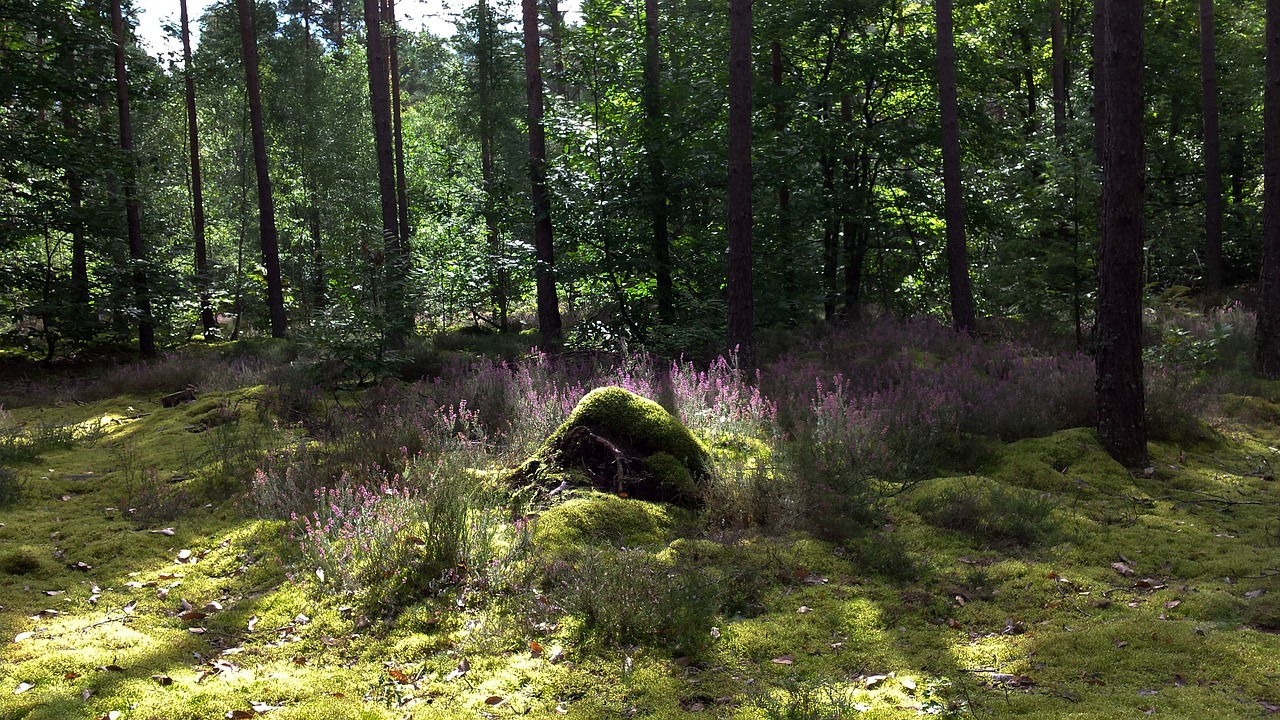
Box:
[0,466,23,507]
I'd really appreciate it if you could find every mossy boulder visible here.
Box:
[516,386,711,506]
[534,491,678,550]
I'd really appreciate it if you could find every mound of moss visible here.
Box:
[534,491,678,550]
[515,386,711,506]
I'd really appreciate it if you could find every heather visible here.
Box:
[4,312,1280,719]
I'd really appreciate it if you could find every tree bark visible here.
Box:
[236,0,288,338]
[1096,0,1148,466]
[1257,0,1280,376]
[111,0,156,356]
[523,0,562,350]
[1052,0,1067,145]
[936,0,976,332]
[182,0,216,337]
[772,38,796,320]
[1093,0,1106,166]
[644,0,672,325]
[364,0,406,340]
[1200,0,1224,295]
[384,0,410,251]
[726,0,754,363]
[477,0,507,330]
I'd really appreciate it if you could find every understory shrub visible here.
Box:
[0,466,22,507]
[911,478,1058,547]
[546,546,719,657]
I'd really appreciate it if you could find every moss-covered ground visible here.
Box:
[3,357,1280,719]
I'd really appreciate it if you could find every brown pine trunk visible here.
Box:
[1093,0,1105,166]
[726,0,754,363]
[111,0,156,356]
[384,0,410,250]
[1200,0,1224,295]
[477,0,507,330]
[936,0,976,332]
[821,149,838,321]
[1097,0,1148,466]
[182,0,216,337]
[840,94,865,321]
[236,0,288,338]
[523,0,563,350]
[364,0,406,340]
[1257,0,1280,376]
[644,0,672,324]
[1052,0,1067,144]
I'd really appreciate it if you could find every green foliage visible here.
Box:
[0,466,23,508]
[911,477,1058,547]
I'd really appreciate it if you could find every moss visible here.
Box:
[987,427,1132,496]
[0,549,41,575]
[639,452,696,497]
[534,491,677,550]
[547,387,709,471]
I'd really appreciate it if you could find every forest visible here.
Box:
[4,0,1280,717]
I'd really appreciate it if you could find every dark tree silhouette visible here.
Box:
[644,0,672,325]
[523,0,562,350]
[1257,0,1280,375]
[1096,0,1148,466]
[726,0,754,362]
[935,0,976,332]
[1201,0,1224,295]
[182,0,216,337]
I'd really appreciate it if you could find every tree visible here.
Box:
[1258,0,1280,376]
[522,0,562,350]
[384,0,410,250]
[726,0,754,362]
[644,0,672,325]
[935,0,975,332]
[182,0,217,337]
[236,0,288,338]
[1096,0,1148,466]
[364,0,407,342]
[111,0,156,356]
[1201,0,1224,294]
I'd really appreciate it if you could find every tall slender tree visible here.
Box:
[476,0,507,330]
[1096,0,1148,466]
[644,0,672,324]
[1200,0,1224,295]
[935,0,975,331]
[726,0,754,362]
[236,0,288,338]
[364,0,406,340]
[110,0,155,356]
[182,0,216,337]
[1257,0,1280,375]
[523,0,562,350]
[383,0,410,249]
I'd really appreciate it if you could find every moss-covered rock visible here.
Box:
[534,491,677,550]
[517,386,711,506]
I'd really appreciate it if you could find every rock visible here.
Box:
[515,386,710,506]
[161,387,197,408]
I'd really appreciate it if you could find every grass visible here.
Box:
[3,325,1280,719]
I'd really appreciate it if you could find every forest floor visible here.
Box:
[3,326,1280,719]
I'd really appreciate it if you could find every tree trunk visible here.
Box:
[772,38,796,321]
[236,0,288,338]
[111,0,156,356]
[182,0,216,337]
[840,94,865,321]
[1092,0,1106,167]
[477,0,507,330]
[1096,0,1148,466]
[524,0,563,350]
[384,0,411,251]
[1052,0,1067,145]
[1200,0,1224,295]
[364,0,406,341]
[726,0,754,363]
[1257,0,1280,376]
[936,0,976,332]
[644,0,672,325]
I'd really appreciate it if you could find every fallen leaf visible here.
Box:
[865,674,889,688]
[14,682,34,695]
[225,711,256,719]
[203,601,222,612]
[176,549,192,562]
[247,616,259,631]
[122,600,137,615]
[14,631,34,642]
[98,712,119,720]
[1115,640,1130,648]
[315,568,325,583]
[1138,689,1159,696]
[548,646,565,664]
[673,656,693,668]
[484,696,504,706]
[157,588,169,600]
[530,640,544,657]
[445,658,470,681]
[43,590,64,596]
[82,689,94,701]
[901,677,917,691]
[67,561,92,572]
[1260,700,1280,714]
[189,628,206,635]
[178,611,207,621]
[64,672,80,680]
[151,527,176,536]
[709,627,721,640]
[1163,599,1182,610]
[100,665,125,673]
[1247,589,1266,600]
[771,656,794,665]
[946,618,963,629]
[152,675,173,686]
[388,669,411,684]
[1111,562,1136,576]
[797,606,811,614]
[250,702,282,713]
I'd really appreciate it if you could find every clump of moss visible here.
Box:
[534,491,677,551]
[0,549,42,575]
[519,387,711,506]
[987,427,1132,496]
[911,476,1058,547]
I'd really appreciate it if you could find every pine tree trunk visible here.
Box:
[1096,0,1148,467]
[726,0,754,363]
[1257,0,1280,375]
[524,0,563,350]
[477,0,507,331]
[384,0,411,251]
[1052,0,1067,144]
[936,0,976,332]
[364,0,406,341]
[236,0,287,338]
[1093,0,1106,167]
[182,0,216,337]
[644,0,672,325]
[1201,0,1224,295]
[111,0,156,356]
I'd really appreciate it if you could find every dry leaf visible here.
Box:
[865,674,889,688]
[548,646,565,664]
[1247,589,1266,600]
[178,611,207,622]
[484,696,504,706]
[797,606,812,614]
[315,568,325,583]
[1163,600,1182,610]
[82,689,95,701]
[98,712,119,720]
[771,656,794,665]
[388,669,411,684]
[250,702,282,713]
[530,640,544,657]
[1111,562,1136,576]
[14,631,34,642]
[445,658,470,681]
[152,675,173,686]
[43,590,64,596]
[203,601,222,612]
[122,600,137,615]
[151,527,176,536]
[100,665,125,673]
[225,711,256,719]
[14,682,34,695]
[64,672,80,680]
[247,615,259,631]
[176,549,192,562]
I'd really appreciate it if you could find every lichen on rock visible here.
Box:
[514,386,711,506]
